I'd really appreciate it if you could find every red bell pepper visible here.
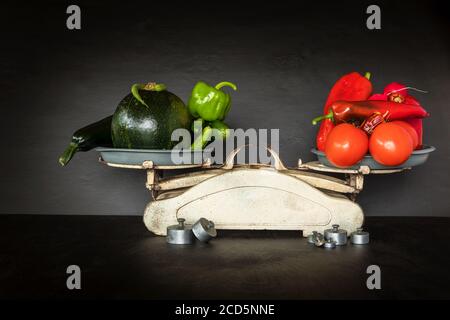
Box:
[403,95,423,148]
[369,82,425,148]
[316,72,372,151]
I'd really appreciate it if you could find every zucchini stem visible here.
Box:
[131,82,167,107]
[59,142,79,166]
[131,84,149,107]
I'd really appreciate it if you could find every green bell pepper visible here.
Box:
[191,120,230,150]
[188,81,237,121]
[209,120,230,140]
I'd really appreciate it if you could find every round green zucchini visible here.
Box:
[111,85,192,149]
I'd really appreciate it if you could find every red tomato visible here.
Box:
[390,121,419,150]
[325,123,369,168]
[369,122,413,166]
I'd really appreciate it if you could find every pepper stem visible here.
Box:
[312,110,334,125]
[215,81,237,91]
[58,142,78,166]
[131,82,167,107]
[364,72,371,80]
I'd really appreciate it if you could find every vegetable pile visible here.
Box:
[312,73,430,168]
[59,80,236,166]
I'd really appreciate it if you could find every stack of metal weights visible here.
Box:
[166,218,217,245]
[166,219,369,249]
[307,225,369,249]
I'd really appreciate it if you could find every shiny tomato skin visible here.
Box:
[325,123,369,168]
[390,120,419,150]
[369,122,413,166]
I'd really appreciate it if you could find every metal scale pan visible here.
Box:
[311,145,435,170]
[97,147,207,168]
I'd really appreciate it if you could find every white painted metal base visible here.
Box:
[143,167,364,236]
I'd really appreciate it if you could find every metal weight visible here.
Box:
[192,218,217,242]
[312,232,325,247]
[166,218,194,245]
[307,231,318,244]
[324,224,347,245]
[351,228,370,245]
[324,239,336,249]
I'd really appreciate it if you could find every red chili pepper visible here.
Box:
[312,100,429,125]
[316,72,372,151]
[360,112,386,134]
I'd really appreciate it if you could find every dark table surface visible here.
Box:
[0,215,449,300]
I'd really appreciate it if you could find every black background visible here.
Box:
[0,0,449,217]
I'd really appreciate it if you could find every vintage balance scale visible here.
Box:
[98,144,434,237]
